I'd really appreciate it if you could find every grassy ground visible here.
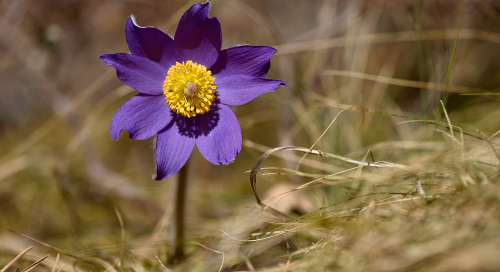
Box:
[1,0,500,271]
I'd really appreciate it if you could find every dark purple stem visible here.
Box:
[170,158,189,263]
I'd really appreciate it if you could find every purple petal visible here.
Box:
[99,53,166,95]
[211,45,277,78]
[110,93,172,140]
[154,120,196,180]
[125,16,176,67]
[174,3,222,68]
[215,75,288,106]
[196,104,241,165]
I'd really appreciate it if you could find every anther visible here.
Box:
[163,61,217,118]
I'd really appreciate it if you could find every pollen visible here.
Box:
[163,60,217,118]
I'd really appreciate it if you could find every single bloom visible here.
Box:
[99,2,288,180]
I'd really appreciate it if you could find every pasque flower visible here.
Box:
[99,2,288,180]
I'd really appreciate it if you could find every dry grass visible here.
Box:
[1,0,500,271]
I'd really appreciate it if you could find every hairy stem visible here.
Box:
[170,159,189,264]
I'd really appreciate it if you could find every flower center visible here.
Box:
[163,60,217,118]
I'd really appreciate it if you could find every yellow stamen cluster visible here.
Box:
[163,60,217,118]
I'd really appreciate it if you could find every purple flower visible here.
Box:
[99,2,288,180]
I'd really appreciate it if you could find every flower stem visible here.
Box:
[170,158,189,264]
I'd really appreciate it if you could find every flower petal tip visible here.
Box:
[125,16,138,33]
[110,131,120,141]
[192,2,211,13]
[127,15,136,25]
[153,165,179,181]
[281,81,290,88]
[98,54,109,62]
[152,173,166,181]
[220,153,238,166]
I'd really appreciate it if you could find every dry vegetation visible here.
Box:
[1,0,500,271]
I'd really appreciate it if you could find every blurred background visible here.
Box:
[1,0,500,271]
